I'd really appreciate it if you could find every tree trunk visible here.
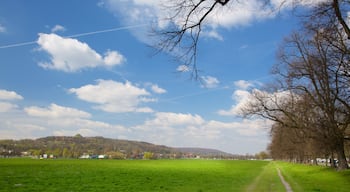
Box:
[335,141,349,170]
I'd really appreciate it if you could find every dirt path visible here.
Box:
[277,168,293,192]
[245,162,294,192]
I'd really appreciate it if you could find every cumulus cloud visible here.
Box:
[218,79,257,116]
[51,24,66,33]
[143,112,205,127]
[0,102,18,112]
[21,103,127,137]
[218,79,294,117]
[25,103,91,119]
[150,84,167,94]
[234,80,254,90]
[101,0,329,44]
[131,111,270,152]
[37,33,125,72]
[0,90,22,112]
[218,89,252,116]
[69,79,155,113]
[0,89,23,100]
[201,76,220,88]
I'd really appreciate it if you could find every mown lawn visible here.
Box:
[0,158,268,192]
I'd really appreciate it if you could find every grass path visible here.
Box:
[247,161,350,192]
[245,161,287,192]
[276,167,293,192]
[276,161,350,192]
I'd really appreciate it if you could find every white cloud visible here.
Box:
[37,33,125,72]
[218,89,252,116]
[218,81,294,117]
[7,103,127,138]
[143,112,205,127]
[101,0,163,44]
[51,24,66,33]
[0,89,23,100]
[201,76,220,88]
[150,84,166,94]
[234,80,254,90]
[101,0,329,45]
[25,103,91,119]
[130,111,269,153]
[176,65,190,72]
[205,0,271,28]
[0,102,18,112]
[218,80,257,116]
[69,79,155,113]
[270,0,329,9]
[103,50,125,66]
[203,30,224,41]
[0,100,269,153]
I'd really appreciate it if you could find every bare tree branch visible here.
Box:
[154,0,230,78]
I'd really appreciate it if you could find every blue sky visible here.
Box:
[0,0,310,154]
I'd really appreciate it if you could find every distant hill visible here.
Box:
[175,147,233,157]
[0,135,233,159]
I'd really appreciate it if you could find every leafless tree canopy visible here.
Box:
[155,0,230,78]
[241,4,350,169]
[155,0,350,78]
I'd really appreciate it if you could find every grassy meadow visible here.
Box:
[0,159,268,192]
[0,158,350,192]
[276,161,350,192]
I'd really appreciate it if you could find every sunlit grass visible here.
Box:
[245,161,286,192]
[276,161,350,192]
[3,159,349,192]
[0,159,268,192]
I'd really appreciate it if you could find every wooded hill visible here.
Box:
[0,135,233,159]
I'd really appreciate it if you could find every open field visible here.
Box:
[0,159,350,192]
[0,159,268,192]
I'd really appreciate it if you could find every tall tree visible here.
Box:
[242,18,350,169]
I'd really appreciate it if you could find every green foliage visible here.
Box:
[143,152,154,159]
[0,159,268,192]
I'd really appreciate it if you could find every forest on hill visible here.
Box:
[0,135,237,159]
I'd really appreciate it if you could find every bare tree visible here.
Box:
[266,94,335,164]
[155,0,230,78]
[155,0,350,76]
[242,18,350,169]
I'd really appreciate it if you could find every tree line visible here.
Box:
[155,0,350,170]
[0,135,237,160]
[239,1,350,170]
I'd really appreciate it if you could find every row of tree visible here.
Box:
[240,1,350,170]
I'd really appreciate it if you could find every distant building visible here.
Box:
[98,155,106,159]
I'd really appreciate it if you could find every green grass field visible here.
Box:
[0,159,349,192]
[276,161,350,192]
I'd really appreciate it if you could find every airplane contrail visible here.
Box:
[0,23,148,49]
